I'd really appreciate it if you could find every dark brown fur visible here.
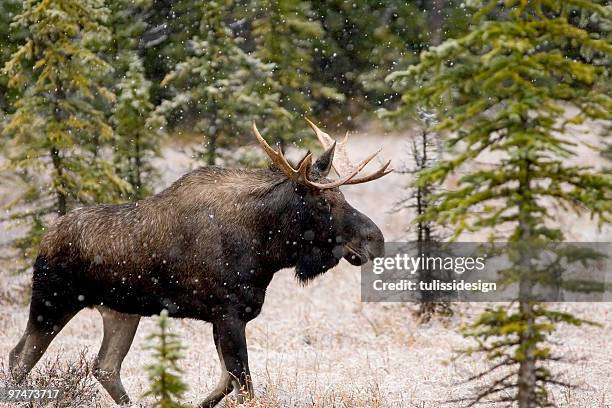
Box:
[11,161,385,407]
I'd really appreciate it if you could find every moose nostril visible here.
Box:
[364,228,385,259]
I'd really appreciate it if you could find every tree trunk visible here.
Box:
[517,156,536,408]
[517,298,536,408]
[427,0,445,46]
[206,133,217,166]
[51,85,67,216]
[50,146,67,216]
[134,132,143,199]
[415,128,442,319]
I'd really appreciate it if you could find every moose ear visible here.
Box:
[313,142,335,177]
[295,151,312,169]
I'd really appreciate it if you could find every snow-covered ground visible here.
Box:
[0,123,610,407]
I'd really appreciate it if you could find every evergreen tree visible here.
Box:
[426,0,446,46]
[108,0,164,200]
[394,110,452,321]
[108,0,151,73]
[159,0,290,165]
[0,0,21,65]
[387,0,611,405]
[142,0,204,96]
[113,56,164,200]
[143,310,188,408]
[0,0,25,116]
[251,0,343,141]
[2,0,130,268]
[310,0,441,110]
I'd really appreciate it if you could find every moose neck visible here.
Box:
[248,178,310,273]
[248,179,340,283]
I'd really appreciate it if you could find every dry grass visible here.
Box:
[0,349,101,408]
[2,283,607,407]
[0,270,31,307]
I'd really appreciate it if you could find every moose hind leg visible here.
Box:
[10,256,86,382]
[93,306,140,405]
[9,302,79,383]
[200,324,234,408]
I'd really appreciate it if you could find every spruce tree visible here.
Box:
[2,0,130,268]
[108,0,164,200]
[387,0,611,406]
[394,110,452,321]
[108,0,151,73]
[142,0,204,88]
[143,310,188,408]
[310,0,429,106]
[159,0,290,166]
[251,0,343,141]
[112,56,164,200]
[0,0,25,116]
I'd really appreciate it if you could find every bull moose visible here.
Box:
[9,119,392,407]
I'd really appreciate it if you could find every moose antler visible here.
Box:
[304,118,393,184]
[252,122,384,190]
[252,122,313,182]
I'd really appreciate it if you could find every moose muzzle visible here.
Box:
[343,213,385,266]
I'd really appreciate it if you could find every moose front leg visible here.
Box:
[202,317,253,406]
[200,324,233,408]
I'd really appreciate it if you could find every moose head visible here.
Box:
[252,119,393,282]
